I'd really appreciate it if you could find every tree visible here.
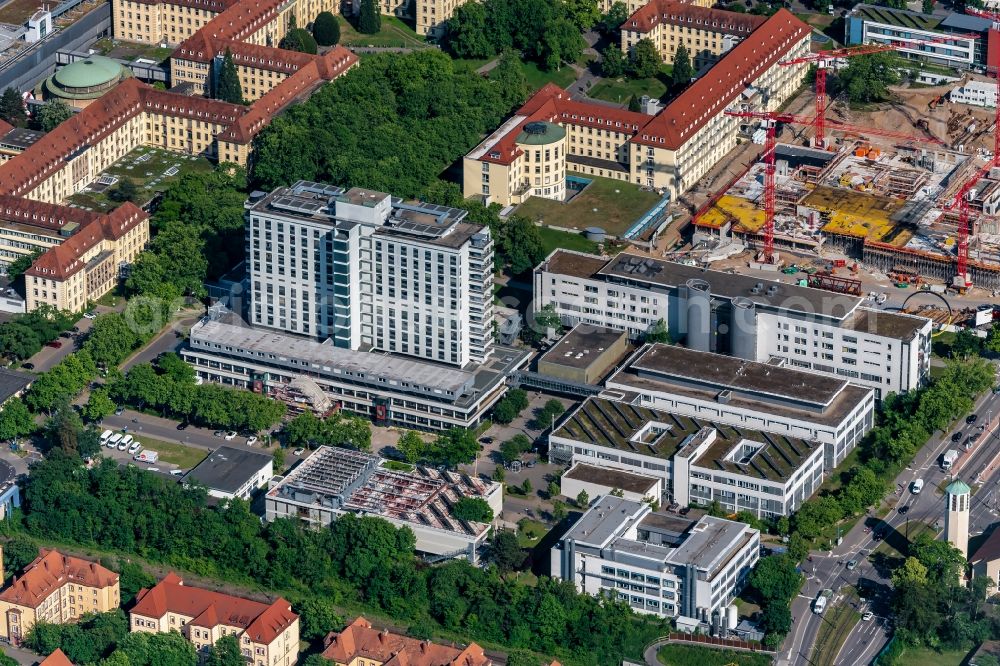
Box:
[541,17,585,70]
[598,1,630,34]
[644,318,670,344]
[215,49,243,104]
[576,489,589,507]
[562,0,600,31]
[628,38,660,79]
[5,247,43,282]
[0,88,26,128]
[313,11,340,46]
[670,43,694,90]
[82,388,117,423]
[397,430,426,463]
[358,0,381,34]
[206,635,243,666]
[115,630,198,666]
[953,328,982,358]
[108,178,139,203]
[500,216,545,274]
[445,3,495,59]
[490,49,530,109]
[499,434,531,463]
[547,480,560,498]
[487,529,524,574]
[922,0,934,12]
[273,446,285,470]
[984,322,1000,354]
[34,99,73,132]
[295,596,342,641]
[3,536,39,578]
[759,602,792,639]
[627,94,641,112]
[521,478,532,495]
[492,465,505,482]
[451,497,494,523]
[0,397,36,440]
[280,28,319,54]
[506,651,542,666]
[552,500,568,521]
[750,555,801,603]
[836,51,901,104]
[533,304,562,334]
[601,45,625,78]
[891,556,929,588]
[910,532,965,583]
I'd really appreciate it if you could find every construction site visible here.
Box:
[264,446,503,563]
[684,31,1000,294]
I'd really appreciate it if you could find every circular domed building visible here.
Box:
[43,56,131,109]
[515,120,567,201]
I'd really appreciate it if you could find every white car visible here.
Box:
[83,311,97,320]
[293,447,305,456]
[862,611,874,622]
[246,436,258,446]
[127,441,141,455]
[224,431,237,440]
[170,469,185,476]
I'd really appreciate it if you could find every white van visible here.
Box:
[100,429,113,443]
[107,433,123,448]
[127,441,141,455]
[813,595,828,614]
[911,479,924,495]
[118,434,133,451]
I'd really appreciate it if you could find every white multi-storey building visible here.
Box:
[551,496,759,622]
[534,250,932,398]
[246,181,493,367]
[550,395,827,518]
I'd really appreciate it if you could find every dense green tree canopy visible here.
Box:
[313,11,340,45]
[251,51,521,199]
[358,0,381,33]
[280,27,319,54]
[34,99,74,132]
[0,87,26,128]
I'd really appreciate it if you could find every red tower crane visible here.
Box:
[724,110,943,263]
[779,33,980,149]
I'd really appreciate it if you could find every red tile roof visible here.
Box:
[622,0,765,35]
[0,119,13,137]
[636,9,811,149]
[0,549,118,609]
[40,649,74,666]
[131,573,298,645]
[321,617,491,666]
[474,9,809,164]
[176,36,320,75]
[122,0,237,10]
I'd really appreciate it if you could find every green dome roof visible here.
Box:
[516,121,566,146]
[946,479,971,495]
[53,56,124,89]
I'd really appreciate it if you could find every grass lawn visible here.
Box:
[129,437,207,470]
[733,597,761,618]
[656,644,772,666]
[66,146,213,212]
[335,16,426,48]
[95,38,174,64]
[589,75,668,106]
[515,173,661,237]
[810,592,860,666]
[382,460,414,472]
[893,645,973,666]
[537,226,600,256]
[453,57,495,73]
[521,61,577,90]
[517,518,548,548]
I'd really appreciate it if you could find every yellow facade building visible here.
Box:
[0,549,120,645]
[621,1,766,73]
[464,9,810,206]
[130,573,300,666]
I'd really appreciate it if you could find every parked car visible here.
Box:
[176,422,188,430]
[115,406,125,416]
[170,469,184,476]
[951,431,964,443]
[224,431,237,440]
[214,430,224,437]
[293,447,305,456]
[83,312,97,320]
[127,441,141,455]
[21,363,33,370]
[59,331,73,338]
[45,341,62,349]
[246,436,257,446]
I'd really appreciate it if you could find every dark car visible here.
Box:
[176,422,189,430]
[898,505,910,515]
[21,362,33,370]
[967,414,979,425]
[952,431,964,442]
[59,331,73,339]
[45,340,62,349]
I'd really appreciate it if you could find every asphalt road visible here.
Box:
[780,382,1000,666]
